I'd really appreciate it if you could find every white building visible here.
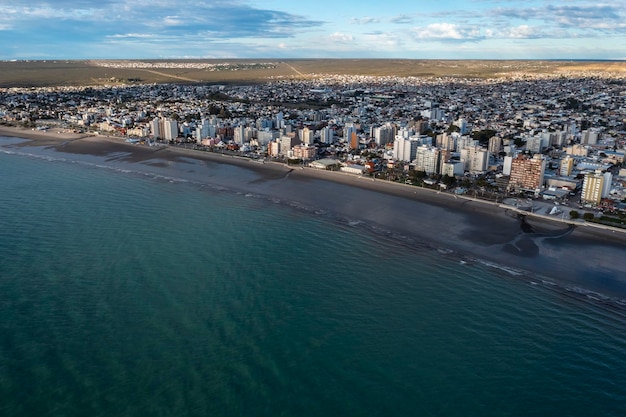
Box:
[372,124,395,146]
[442,161,464,177]
[393,136,418,162]
[163,119,178,141]
[149,118,160,139]
[456,136,477,152]
[460,146,489,174]
[257,129,278,145]
[581,129,600,146]
[413,146,440,174]
[320,126,334,144]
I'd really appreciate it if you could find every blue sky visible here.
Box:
[0,0,624,59]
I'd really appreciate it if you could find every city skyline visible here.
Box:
[0,0,625,60]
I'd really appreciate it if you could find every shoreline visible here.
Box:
[0,124,91,142]
[3,125,625,244]
[2,127,626,296]
[1,124,623,239]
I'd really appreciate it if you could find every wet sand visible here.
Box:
[2,127,626,294]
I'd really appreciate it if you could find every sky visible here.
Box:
[0,0,625,60]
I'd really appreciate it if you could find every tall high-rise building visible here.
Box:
[300,127,313,145]
[581,129,599,146]
[372,124,395,146]
[393,136,420,162]
[233,125,245,145]
[275,112,284,130]
[195,119,211,143]
[525,136,543,153]
[163,119,178,141]
[582,170,612,205]
[488,136,503,155]
[456,136,477,152]
[413,146,441,174]
[268,140,281,157]
[436,133,456,151]
[349,131,359,149]
[508,154,546,191]
[149,118,160,139]
[279,135,299,156]
[560,156,574,177]
[552,131,567,147]
[320,126,334,144]
[344,123,357,146]
[460,146,489,174]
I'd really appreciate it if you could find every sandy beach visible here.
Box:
[2,125,626,294]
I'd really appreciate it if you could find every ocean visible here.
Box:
[1,138,626,416]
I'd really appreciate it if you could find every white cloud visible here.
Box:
[506,25,541,39]
[162,16,184,27]
[329,32,354,43]
[391,14,414,24]
[350,17,379,25]
[107,33,157,39]
[412,23,483,41]
[362,32,401,48]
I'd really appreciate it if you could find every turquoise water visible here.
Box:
[1,145,626,416]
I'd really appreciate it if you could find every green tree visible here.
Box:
[441,174,456,186]
[446,124,460,133]
[583,212,595,221]
[513,138,527,147]
[569,210,579,219]
[471,129,497,145]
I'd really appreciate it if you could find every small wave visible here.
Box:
[1,148,69,163]
[566,286,613,303]
[475,259,524,276]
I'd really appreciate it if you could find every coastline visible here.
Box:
[2,126,626,296]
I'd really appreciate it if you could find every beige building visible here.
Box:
[582,171,604,205]
[560,156,574,177]
[291,144,316,160]
[268,140,281,157]
[508,154,546,191]
[582,170,612,205]
[565,144,588,157]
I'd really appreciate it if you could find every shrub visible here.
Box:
[569,210,579,219]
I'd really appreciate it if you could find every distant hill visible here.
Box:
[1,59,625,88]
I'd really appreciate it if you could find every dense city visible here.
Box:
[1,69,626,226]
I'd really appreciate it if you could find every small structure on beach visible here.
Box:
[340,164,366,175]
[309,158,340,170]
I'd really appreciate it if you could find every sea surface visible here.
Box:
[1,138,626,416]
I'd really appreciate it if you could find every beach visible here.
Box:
[1,125,625,294]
